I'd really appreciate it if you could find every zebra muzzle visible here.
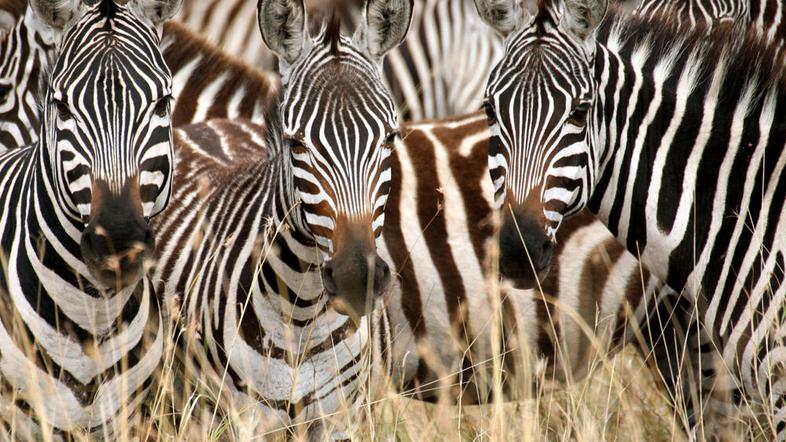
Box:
[321,250,391,320]
[497,207,555,289]
[80,178,155,292]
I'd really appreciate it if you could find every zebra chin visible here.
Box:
[79,178,156,292]
[497,204,555,290]
[320,217,391,322]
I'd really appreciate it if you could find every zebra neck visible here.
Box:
[586,42,687,290]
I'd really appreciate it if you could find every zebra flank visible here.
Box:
[479,0,786,436]
[0,0,180,436]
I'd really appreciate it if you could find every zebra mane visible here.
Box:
[600,4,786,96]
[263,92,285,157]
[325,8,341,55]
[99,0,118,19]
[35,53,53,116]
[534,0,559,34]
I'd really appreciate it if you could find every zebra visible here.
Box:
[175,0,502,120]
[0,0,701,431]
[475,0,786,437]
[0,0,180,437]
[0,3,280,153]
[150,0,410,436]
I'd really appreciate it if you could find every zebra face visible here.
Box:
[476,0,606,288]
[259,0,412,318]
[32,0,181,290]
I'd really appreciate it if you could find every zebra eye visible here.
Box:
[288,138,307,154]
[567,102,591,127]
[153,97,171,118]
[0,84,11,102]
[54,99,72,121]
[385,131,398,146]
[482,100,496,123]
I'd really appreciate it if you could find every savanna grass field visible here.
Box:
[0,0,782,440]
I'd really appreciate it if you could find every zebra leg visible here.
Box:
[633,290,722,438]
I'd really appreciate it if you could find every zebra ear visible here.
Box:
[29,0,80,31]
[0,11,16,32]
[258,0,307,66]
[134,0,183,27]
[354,0,413,62]
[473,0,527,36]
[561,0,607,42]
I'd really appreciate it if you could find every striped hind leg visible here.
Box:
[632,290,731,438]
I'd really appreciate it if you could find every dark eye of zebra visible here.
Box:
[482,100,496,124]
[567,102,591,127]
[385,131,398,145]
[288,138,308,154]
[54,99,72,121]
[0,84,11,102]
[153,96,171,118]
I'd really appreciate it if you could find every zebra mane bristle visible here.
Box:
[326,8,341,55]
[535,0,558,33]
[100,0,118,19]
[263,93,285,156]
[607,3,786,92]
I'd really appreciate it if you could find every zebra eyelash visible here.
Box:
[0,82,11,102]
[53,98,72,121]
[481,99,496,125]
[153,95,173,118]
[567,101,591,127]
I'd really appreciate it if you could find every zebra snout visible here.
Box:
[80,207,155,291]
[498,210,555,289]
[322,251,391,319]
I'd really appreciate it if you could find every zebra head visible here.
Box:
[31,0,181,290]
[475,0,606,288]
[259,0,412,317]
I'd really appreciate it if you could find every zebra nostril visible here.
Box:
[321,264,338,295]
[373,256,391,296]
[540,240,554,269]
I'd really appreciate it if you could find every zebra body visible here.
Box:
[151,0,410,435]
[0,0,180,436]
[156,121,391,434]
[0,6,280,152]
[478,0,786,436]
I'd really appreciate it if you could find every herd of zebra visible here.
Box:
[0,0,783,439]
